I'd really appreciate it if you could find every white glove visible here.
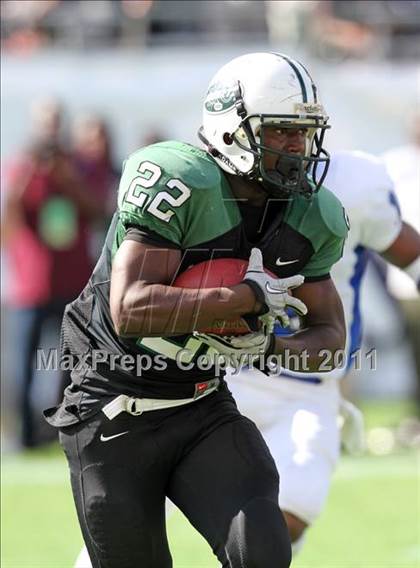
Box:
[194,316,275,365]
[339,399,366,455]
[242,248,308,327]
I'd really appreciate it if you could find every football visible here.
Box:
[173,257,273,335]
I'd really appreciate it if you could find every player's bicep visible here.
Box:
[110,240,181,324]
[112,240,181,286]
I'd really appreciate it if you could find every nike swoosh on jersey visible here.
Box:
[275,258,299,266]
[100,431,129,442]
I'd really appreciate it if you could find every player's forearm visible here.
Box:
[273,323,345,372]
[381,222,420,290]
[112,282,258,337]
[382,222,420,269]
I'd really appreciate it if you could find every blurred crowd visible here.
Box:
[1,96,167,449]
[1,99,122,448]
[1,0,420,59]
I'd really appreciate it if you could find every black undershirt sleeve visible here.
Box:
[123,225,180,250]
[304,274,331,282]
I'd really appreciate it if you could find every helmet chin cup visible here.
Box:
[275,155,300,184]
[266,155,308,198]
[260,152,327,199]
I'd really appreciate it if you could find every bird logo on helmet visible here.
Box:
[199,52,330,199]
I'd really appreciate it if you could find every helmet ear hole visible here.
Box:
[223,132,233,145]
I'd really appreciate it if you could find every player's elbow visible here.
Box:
[110,294,135,338]
[110,300,129,337]
[324,323,346,370]
[325,300,346,360]
[313,321,346,372]
[111,311,129,337]
[328,319,346,354]
[110,303,140,338]
[336,321,346,352]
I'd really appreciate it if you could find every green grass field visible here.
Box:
[2,401,419,568]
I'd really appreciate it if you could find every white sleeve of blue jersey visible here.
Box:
[357,158,402,252]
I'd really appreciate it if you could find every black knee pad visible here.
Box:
[81,464,172,568]
[225,497,291,568]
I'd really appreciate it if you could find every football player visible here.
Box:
[227,149,420,555]
[46,53,349,568]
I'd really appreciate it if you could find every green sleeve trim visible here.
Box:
[286,184,348,278]
[301,233,345,278]
[119,210,182,246]
[317,186,349,239]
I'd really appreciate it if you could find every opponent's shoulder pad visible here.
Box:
[315,185,349,239]
[324,151,397,223]
[331,150,391,184]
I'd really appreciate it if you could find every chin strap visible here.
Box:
[198,127,291,200]
[197,126,249,178]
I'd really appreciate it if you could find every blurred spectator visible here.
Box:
[3,0,418,55]
[119,0,153,47]
[1,0,270,51]
[1,0,60,54]
[307,0,420,61]
[1,99,106,448]
[71,114,119,258]
[308,1,378,60]
[199,0,267,41]
[1,0,153,51]
[377,1,420,59]
[265,0,316,48]
[30,97,62,144]
[139,127,167,147]
[46,0,122,50]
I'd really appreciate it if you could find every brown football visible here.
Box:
[173,258,275,335]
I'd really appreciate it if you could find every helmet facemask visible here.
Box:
[233,115,330,199]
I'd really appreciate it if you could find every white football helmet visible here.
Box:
[199,52,330,198]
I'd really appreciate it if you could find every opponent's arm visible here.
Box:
[110,240,260,337]
[381,222,420,289]
[272,278,346,372]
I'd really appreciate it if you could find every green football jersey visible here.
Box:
[49,140,348,425]
[115,140,347,278]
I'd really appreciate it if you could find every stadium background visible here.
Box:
[1,1,419,567]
